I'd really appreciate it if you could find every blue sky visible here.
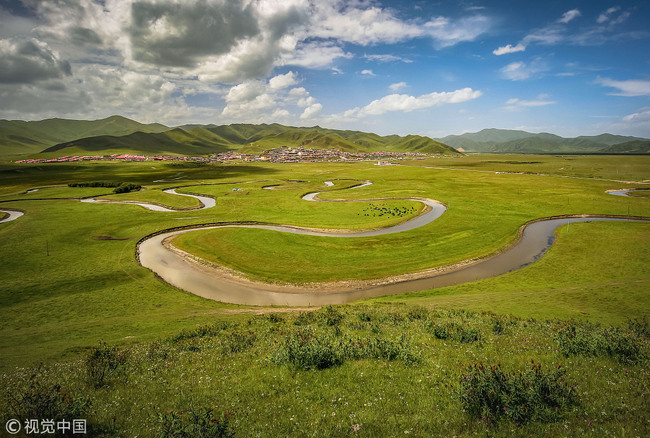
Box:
[1,0,649,138]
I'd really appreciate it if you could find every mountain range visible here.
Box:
[437,129,649,154]
[0,116,456,159]
[1,116,648,160]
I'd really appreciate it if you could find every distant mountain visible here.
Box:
[0,115,169,157]
[601,140,650,154]
[35,120,459,157]
[437,129,649,154]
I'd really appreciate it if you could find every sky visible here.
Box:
[1,0,649,138]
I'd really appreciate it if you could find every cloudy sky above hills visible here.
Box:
[1,0,649,137]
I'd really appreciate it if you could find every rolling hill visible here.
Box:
[0,115,169,157]
[22,120,459,157]
[437,129,649,154]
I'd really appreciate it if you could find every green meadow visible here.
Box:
[0,155,649,436]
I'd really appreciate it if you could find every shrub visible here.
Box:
[319,306,344,327]
[113,183,142,194]
[171,322,233,342]
[459,362,578,424]
[86,342,128,388]
[458,326,481,343]
[7,369,90,423]
[157,408,234,438]
[223,330,257,354]
[271,327,342,370]
[554,322,648,364]
[426,320,481,343]
[407,306,428,320]
[268,313,283,323]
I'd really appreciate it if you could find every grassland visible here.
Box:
[0,155,648,436]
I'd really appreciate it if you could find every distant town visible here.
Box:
[16,146,453,165]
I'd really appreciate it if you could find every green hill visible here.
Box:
[0,115,169,158]
[438,129,649,154]
[32,119,460,157]
[601,140,650,154]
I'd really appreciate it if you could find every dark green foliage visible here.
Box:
[170,322,234,342]
[68,181,141,193]
[267,313,283,323]
[271,327,342,370]
[112,183,141,193]
[222,330,256,354]
[628,317,650,338]
[459,362,578,424]
[554,322,648,364]
[157,408,235,438]
[271,327,420,370]
[86,342,128,388]
[319,305,344,327]
[426,320,481,343]
[6,368,90,424]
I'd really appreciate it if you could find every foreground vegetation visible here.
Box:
[1,305,648,436]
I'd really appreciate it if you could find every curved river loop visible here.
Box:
[2,180,648,306]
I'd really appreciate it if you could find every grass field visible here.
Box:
[0,155,648,436]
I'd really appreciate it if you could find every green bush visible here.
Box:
[86,342,128,388]
[554,322,648,364]
[6,369,90,423]
[271,327,342,370]
[157,408,235,438]
[459,362,578,424]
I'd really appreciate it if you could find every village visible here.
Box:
[16,146,449,165]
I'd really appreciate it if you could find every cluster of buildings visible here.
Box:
[213,146,434,163]
[16,154,211,164]
[16,146,447,165]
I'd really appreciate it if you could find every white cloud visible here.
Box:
[493,43,526,56]
[342,88,482,119]
[389,82,407,92]
[504,96,557,110]
[279,41,352,69]
[424,15,491,48]
[361,69,376,76]
[268,71,298,90]
[221,74,323,122]
[500,60,548,81]
[300,103,322,119]
[558,9,581,24]
[364,54,412,63]
[597,6,621,24]
[596,77,650,96]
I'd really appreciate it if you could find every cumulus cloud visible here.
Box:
[493,43,526,56]
[0,38,71,83]
[221,71,322,122]
[596,77,650,96]
[342,88,482,119]
[269,71,298,90]
[361,69,376,76]
[128,1,260,67]
[300,103,322,119]
[389,82,407,92]
[280,41,352,69]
